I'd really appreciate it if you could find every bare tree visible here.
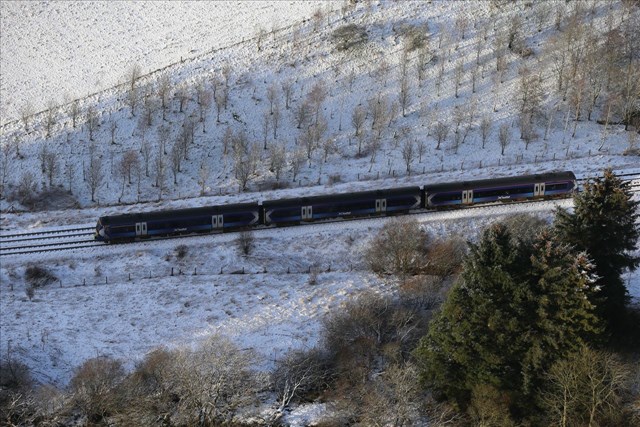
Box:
[19,102,34,133]
[65,159,74,193]
[0,143,10,194]
[86,105,99,141]
[262,109,271,150]
[289,147,306,182]
[86,144,103,203]
[294,100,311,129]
[480,115,492,149]
[235,143,259,191]
[69,98,80,128]
[45,99,57,138]
[498,123,510,155]
[399,65,411,116]
[454,60,464,98]
[127,63,142,91]
[142,87,157,127]
[109,118,118,145]
[125,85,139,117]
[402,138,415,174]
[154,150,166,200]
[307,81,327,124]
[170,141,182,185]
[140,137,151,177]
[351,105,366,138]
[198,89,212,133]
[198,161,210,196]
[222,126,233,155]
[158,124,170,156]
[43,150,57,188]
[322,136,337,163]
[281,79,293,110]
[269,143,286,181]
[157,74,172,121]
[175,84,190,113]
[433,121,449,150]
[266,83,278,114]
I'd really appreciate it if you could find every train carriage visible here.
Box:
[424,171,576,208]
[262,187,421,226]
[95,202,260,242]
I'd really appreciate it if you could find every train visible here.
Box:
[94,171,577,243]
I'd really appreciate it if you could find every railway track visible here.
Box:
[1,173,639,258]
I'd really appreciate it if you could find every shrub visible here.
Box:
[69,356,125,423]
[424,236,467,279]
[332,24,368,51]
[236,230,254,256]
[24,265,57,288]
[365,217,429,278]
[272,348,331,410]
[174,244,188,259]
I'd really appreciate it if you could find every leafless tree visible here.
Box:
[69,98,80,128]
[125,85,139,117]
[480,115,492,149]
[45,99,57,138]
[65,159,74,193]
[402,138,415,174]
[170,141,182,185]
[271,101,281,140]
[86,144,103,202]
[519,113,537,150]
[154,150,166,199]
[454,60,464,98]
[307,81,327,124]
[175,84,189,113]
[127,63,142,91]
[366,217,428,277]
[0,143,10,194]
[235,143,259,191]
[86,105,99,141]
[498,123,510,155]
[367,134,382,171]
[351,105,366,139]
[433,121,449,150]
[262,109,271,150]
[266,83,278,115]
[456,15,469,40]
[294,100,311,129]
[169,335,260,425]
[158,123,170,156]
[399,65,411,116]
[269,143,286,181]
[157,74,172,121]
[518,67,544,122]
[43,150,57,187]
[140,137,151,177]
[9,133,21,158]
[198,90,212,133]
[198,161,210,196]
[109,118,118,145]
[289,147,306,181]
[281,79,293,110]
[272,349,328,415]
[142,87,157,127]
[221,64,232,109]
[416,138,426,163]
[19,102,34,133]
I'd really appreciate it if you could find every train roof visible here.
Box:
[99,202,259,225]
[261,186,421,207]
[424,171,576,192]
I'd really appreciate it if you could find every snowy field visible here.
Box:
[1,0,639,406]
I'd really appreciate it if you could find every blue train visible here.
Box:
[95,171,577,243]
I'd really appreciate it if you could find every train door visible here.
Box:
[212,215,224,229]
[301,206,313,220]
[135,222,148,237]
[534,183,545,197]
[462,190,473,205]
[375,199,387,213]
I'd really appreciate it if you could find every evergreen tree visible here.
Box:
[554,169,639,334]
[414,223,601,418]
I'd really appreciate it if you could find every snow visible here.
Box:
[0,0,639,419]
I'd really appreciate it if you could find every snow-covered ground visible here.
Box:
[1,0,639,399]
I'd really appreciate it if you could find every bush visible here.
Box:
[332,24,368,51]
[272,348,331,410]
[365,217,429,278]
[236,230,254,256]
[174,244,188,259]
[69,356,125,423]
[24,264,57,288]
[424,236,467,279]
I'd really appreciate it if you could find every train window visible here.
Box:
[431,192,462,203]
[546,183,570,191]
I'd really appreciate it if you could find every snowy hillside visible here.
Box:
[1,0,639,407]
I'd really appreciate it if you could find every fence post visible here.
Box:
[105,277,108,285]
[171,267,174,276]
[83,278,86,286]
[194,267,197,276]
[128,273,131,281]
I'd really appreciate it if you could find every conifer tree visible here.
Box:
[414,223,601,418]
[554,169,639,334]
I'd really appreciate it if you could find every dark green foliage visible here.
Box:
[554,169,640,336]
[414,223,601,418]
[332,24,368,51]
[24,264,57,288]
